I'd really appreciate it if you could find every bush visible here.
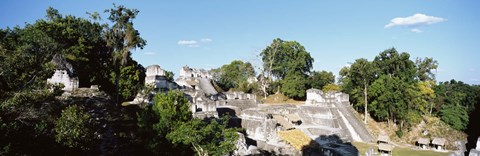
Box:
[396,129,404,138]
[54,105,92,150]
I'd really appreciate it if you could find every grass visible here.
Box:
[353,142,451,156]
[278,129,313,150]
[261,93,304,104]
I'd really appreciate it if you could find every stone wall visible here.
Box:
[179,65,212,79]
[306,88,349,105]
[225,91,256,100]
[47,69,79,91]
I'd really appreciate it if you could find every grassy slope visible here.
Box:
[261,93,304,104]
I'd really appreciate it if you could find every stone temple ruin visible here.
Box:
[228,88,372,155]
[123,64,374,155]
[145,65,177,91]
[46,54,79,92]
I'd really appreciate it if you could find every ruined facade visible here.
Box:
[225,91,256,100]
[145,65,177,91]
[46,54,79,92]
[179,65,212,79]
[306,88,349,105]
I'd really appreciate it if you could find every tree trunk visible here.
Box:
[364,82,368,124]
[115,65,120,105]
[429,102,433,116]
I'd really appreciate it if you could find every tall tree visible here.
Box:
[105,4,146,104]
[260,38,313,80]
[373,48,416,83]
[415,57,438,82]
[259,38,314,99]
[370,48,417,129]
[349,58,375,123]
[211,60,255,92]
[309,70,335,90]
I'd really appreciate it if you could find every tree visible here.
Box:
[434,80,480,130]
[280,72,309,99]
[211,60,255,92]
[167,117,238,156]
[309,71,335,90]
[373,48,416,83]
[145,90,239,155]
[152,90,192,135]
[54,105,92,150]
[259,38,314,99]
[417,81,436,115]
[369,75,409,126]
[110,59,145,101]
[349,58,375,123]
[440,100,469,131]
[415,57,438,82]
[105,4,146,104]
[260,38,314,80]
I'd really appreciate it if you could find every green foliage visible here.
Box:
[434,80,479,130]
[281,73,308,99]
[54,105,92,149]
[373,48,416,83]
[110,61,146,101]
[212,60,255,92]
[152,90,192,135]
[309,70,335,90]
[165,70,174,81]
[260,38,313,80]
[140,90,239,155]
[415,57,438,81]
[167,117,239,156]
[260,38,314,99]
[440,104,469,130]
[322,83,341,93]
[395,129,404,138]
[0,6,147,155]
[105,4,146,104]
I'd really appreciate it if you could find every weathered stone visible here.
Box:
[47,69,79,91]
[477,137,480,150]
[470,149,480,156]
[233,132,249,155]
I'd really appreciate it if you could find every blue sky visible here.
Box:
[1,1,479,84]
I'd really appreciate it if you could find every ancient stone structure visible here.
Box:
[469,137,480,156]
[229,88,371,155]
[225,91,256,100]
[179,65,212,79]
[47,54,78,92]
[128,65,178,105]
[145,65,177,91]
[306,88,349,105]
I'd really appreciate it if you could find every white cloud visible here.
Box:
[385,13,446,29]
[178,38,213,48]
[471,78,480,82]
[178,40,198,45]
[200,38,212,43]
[411,28,423,33]
[143,51,156,55]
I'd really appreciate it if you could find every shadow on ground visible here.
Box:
[303,134,359,156]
